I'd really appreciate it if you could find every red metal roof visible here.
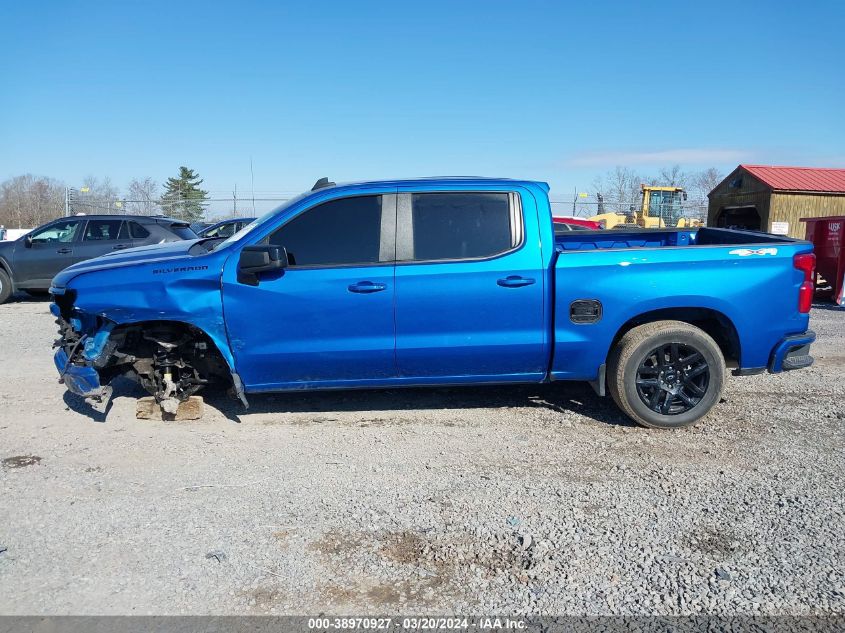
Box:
[741,165,845,193]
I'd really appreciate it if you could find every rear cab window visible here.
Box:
[398,191,522,262]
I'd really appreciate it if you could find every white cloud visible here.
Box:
[567,148,754,167]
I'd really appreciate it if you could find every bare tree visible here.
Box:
[691,167,724,200]
[655,164,690,189]
[73,176,120,214]
[0,174,66,228]
[592,166,643,215]
[126,178,160,215]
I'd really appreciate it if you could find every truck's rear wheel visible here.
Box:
[607,320,725,429]
[0,269,12,305]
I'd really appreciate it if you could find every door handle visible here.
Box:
[497,275,535,288]
[348,281,387,294]
[113,244,130,250]
[56,248,72,254]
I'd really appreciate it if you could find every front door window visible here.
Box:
[29,220,82,245]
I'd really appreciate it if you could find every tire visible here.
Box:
[607,320,725,429]
[0,268,11,305]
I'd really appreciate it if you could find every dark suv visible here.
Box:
[0,215,197,304]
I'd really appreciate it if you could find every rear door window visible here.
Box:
[407,192,517,261]
[268,195,384,266]
[83,220,123,241]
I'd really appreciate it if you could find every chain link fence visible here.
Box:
[549,195,709,225]
[59,193,712,226]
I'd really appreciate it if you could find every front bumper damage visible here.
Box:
[54,347,112,405]
[51,302,117,412]
[50,296,247,414]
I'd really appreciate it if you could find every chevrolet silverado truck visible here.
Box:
[50,177,817,428]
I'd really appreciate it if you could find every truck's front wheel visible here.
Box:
[607,320,725,429]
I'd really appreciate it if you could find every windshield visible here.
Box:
[216,193,308,249]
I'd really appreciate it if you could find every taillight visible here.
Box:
[794,253,816,313]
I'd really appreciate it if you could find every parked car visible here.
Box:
[0,215,197,304]
[190,221,213,235]
[553,216,603,230]
[198,217,256,239]
[51,177,816,428]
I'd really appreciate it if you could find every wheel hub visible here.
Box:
[636,343,710,415]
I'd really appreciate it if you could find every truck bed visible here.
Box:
[550,227,813,381]
[554,227,790,251]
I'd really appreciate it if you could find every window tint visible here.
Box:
[129,222,151,239]
[411,192,513,261]
[269,195,383,266]
[206,222,237,238]
[83,220,122,241]
[31,219,82,244]
[170,225,198,240]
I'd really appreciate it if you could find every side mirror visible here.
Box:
[238,244,288,285]
[24,235,33,248]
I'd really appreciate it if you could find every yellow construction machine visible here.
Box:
[590,185,696,229]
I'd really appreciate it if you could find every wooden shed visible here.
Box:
[707,165,845,238]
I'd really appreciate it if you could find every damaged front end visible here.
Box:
[52,294,117,412]
[52,291,238,414]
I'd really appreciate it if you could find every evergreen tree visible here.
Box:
[160,166,208,221]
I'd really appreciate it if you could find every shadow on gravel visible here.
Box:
[56,352,632,428]
[62,377,145,423]
[203,381,636,428]
[65,379,634,428]
[811,302,844,312]
[5,291,52,304]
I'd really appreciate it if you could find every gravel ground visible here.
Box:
[0,296,843,616]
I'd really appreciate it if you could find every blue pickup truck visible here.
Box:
[50,177,817,428]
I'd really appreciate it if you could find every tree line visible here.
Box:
[590,165,723,216]
[0,163,726,229]
[0,167,209,228]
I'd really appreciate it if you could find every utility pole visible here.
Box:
[65,187,78,216]
[250,157,256,214]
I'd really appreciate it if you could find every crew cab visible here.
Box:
[50,177,816,428]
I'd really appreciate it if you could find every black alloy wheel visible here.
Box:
[635,342,710,415]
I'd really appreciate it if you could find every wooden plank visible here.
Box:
[769,193,845,238]
[136,396,204,421]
